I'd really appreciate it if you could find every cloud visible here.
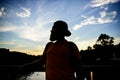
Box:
[91,0,120,7]
[0,40,15,45]
[14,21,51,42]
[75,39,96,50]
[0,7,5,16]
[0,26,16,32]
[73,16,96,30]
[73,11,117,30]
[18,26,49,42]
[114,37,120,44]
[16,7,31,18]
[100,6,109,11]
[98,11,117,24]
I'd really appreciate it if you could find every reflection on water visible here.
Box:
[19,72,91,80]
[90,71,93,80]
[19,72,45,80]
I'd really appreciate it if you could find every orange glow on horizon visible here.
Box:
[10,48,44,56]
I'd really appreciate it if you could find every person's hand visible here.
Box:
[16,63,35,79]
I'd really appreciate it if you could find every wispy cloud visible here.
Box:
[0,19,50,42]
[0,7,5,16]
[0,26,16,32]
[14,20,51,42]
[0,40,15,45]
[17,26,50,42]
[91,0,120,7]
[16,7,31,18]
[100,6,109,11]
[73,16,96,30]
[98,11,117,24]
[73,11,117,30]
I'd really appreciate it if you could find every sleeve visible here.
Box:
[70,42,84,80]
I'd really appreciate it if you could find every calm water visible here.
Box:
[19,72,89,80]
[19,72,45,80]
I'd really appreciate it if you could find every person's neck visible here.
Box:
[56,38,66,43]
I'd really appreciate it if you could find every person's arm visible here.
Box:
[29,42,51,67]
[71,42,84,80]
[17,42,51,76]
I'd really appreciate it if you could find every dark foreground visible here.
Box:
[0,60,120,80]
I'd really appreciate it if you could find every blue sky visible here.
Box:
[0,0,120,55]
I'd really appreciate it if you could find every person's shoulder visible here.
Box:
[46,42,52,46]
[67,41,77,46]
[44,42,53,49]
[67,41,79,51]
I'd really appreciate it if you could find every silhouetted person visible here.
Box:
[17,20,83,80]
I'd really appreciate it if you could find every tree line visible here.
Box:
[0,49,41,65]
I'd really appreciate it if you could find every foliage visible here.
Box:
[96,34,114,46]
[80,34,120,65]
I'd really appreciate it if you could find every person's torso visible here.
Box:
[45,40,75,80]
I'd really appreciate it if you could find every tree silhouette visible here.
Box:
[93,34,115,60]
[96,34,114,46]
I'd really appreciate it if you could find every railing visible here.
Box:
[0,64,120,80]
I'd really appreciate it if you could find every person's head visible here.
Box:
[50,20,71,41]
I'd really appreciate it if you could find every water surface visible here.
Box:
[19,72,45,80]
